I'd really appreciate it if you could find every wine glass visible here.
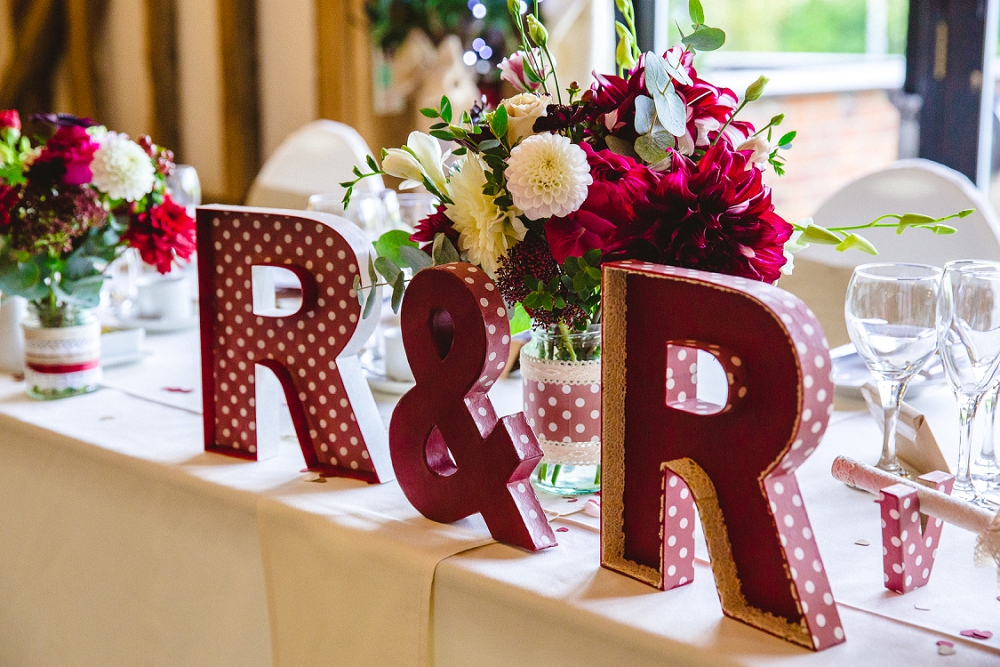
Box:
[846,263,942,477]
[396,192,439,232]
[308,189,400,241]
[937,260,1000,502]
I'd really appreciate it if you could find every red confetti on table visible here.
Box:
[566,498,579,503]
[960,630,993,640]
[163,387,194,393]
[556,527,569,533]
[936,640,956,656]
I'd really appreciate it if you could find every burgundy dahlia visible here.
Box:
[0,185,19,227]
[409,204,458,253]
[124,194,196,273]
[603,143,792,283]
[544,143,658,263]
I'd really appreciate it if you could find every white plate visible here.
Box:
[115,314,199,333]
[830,343,946,397]
[360,354,414,395]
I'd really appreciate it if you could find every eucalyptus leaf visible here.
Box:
[367,255,378,288]
[374,256,401,283]
[478,139,501,151]
[634,134,667,163]
[363,283,377,318]
[605,135,640,160]
[390,271,406,313]
[653,83,687,137]
[432,233,461,265]
[644,52,669,95]
[681,26,725,52]
[398,245,433,272]
[634,95,655,135]
[662,49,693,86]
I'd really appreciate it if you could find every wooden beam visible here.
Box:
[218,0,262,203]
[315,0,374,146]
[146,0,181,151]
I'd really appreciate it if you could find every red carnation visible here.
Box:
[0,110,20,132]
[544,143,658,263]
[409,204,458,253]
[0,185,19,226]
[603,142,792,283]
[28,125,99,186]
[124,195,197,274]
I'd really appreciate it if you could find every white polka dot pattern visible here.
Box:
[603,260,844,651]
[877,471,954,593]
[522,378,601,446]
[660,469,696,589]
[197,207,388,483]
[664,341,746,415]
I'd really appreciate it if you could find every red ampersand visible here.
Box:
[389,263,556,551]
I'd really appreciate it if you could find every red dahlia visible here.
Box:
[124,195,196,273]
[409,204,458,253]
[603,143,792,283]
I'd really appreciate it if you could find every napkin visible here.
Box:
[860,381,950,475]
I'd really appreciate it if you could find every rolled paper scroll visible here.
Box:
[831,456,1000,572]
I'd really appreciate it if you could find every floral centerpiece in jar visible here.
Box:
[0,111,196,399]
[343,0,963,493]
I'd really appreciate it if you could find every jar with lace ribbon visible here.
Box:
[520,325,601,495]
[21,302,101,400]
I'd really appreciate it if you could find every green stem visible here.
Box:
[594,466,601,486]
[710,99,749,148]
[541,44,563,104]
[551,464,562,485]
[557,321,578,361]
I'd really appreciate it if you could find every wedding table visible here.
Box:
[1,328,998,667]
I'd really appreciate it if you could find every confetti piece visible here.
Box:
[854,538,870,546]
[936,640,956,656]
[566,498,579,503]
[99,416,114,421]
[163,387,194,393]
[307,477,327,484]
[556,527,569,533]
[960,630,993,640]
[584,498,601,518]
[914,603,931,611]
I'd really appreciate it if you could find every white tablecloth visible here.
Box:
[1,329,998,667]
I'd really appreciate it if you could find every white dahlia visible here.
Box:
[90,132,156,201]
[445,154,526,277]
[504,133,592,221]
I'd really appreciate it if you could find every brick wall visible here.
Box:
[739,90,901,224]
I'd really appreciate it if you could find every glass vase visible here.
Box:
[520,324,601,495]
[22,301,101,400]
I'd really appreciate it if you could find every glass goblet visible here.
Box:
[846,263,942,477]
[937,260,1000,502]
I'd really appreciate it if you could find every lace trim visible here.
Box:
[538,438,601,466]
[520,352,601,385]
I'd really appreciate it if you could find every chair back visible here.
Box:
[779,159,1000,346]
[245,120,385,211]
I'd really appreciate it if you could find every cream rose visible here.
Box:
[502,93,551,145]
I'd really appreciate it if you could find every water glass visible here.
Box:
[396,192,439,232]
[308,189,401,241]
[937,260,1000,502]
[846,263,942,476]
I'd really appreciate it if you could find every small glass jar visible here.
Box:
[520,324,602,495]
[22,302,101,400]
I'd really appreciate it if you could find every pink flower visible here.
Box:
[544,143,658,263]
[0,110,20,132]
[124,194,197,273]
[409,204,459,253]
[498,50,547,93]
[603,143,792,283]
[28,125,99,186]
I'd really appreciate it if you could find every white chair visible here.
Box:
[245,120,385,212]
[779,159,1000,346]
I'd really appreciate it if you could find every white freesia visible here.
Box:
[504,133,592,220]
[90,132,156,201]
[381,131,449,194]
[405,131,449,193]
[502,93,551,144]
[445,154,526,277]
[381,148,424,186]
[737,134,773,167]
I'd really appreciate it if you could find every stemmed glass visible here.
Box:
[846,263,942,477]
[936,260,1000,502]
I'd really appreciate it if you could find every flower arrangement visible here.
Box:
[344,0,964,360]
[0,111,195,325]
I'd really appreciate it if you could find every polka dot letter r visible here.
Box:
[196,205,392,483]
[601,260,844,651]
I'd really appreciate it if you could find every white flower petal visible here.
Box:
[504,134,591,221]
